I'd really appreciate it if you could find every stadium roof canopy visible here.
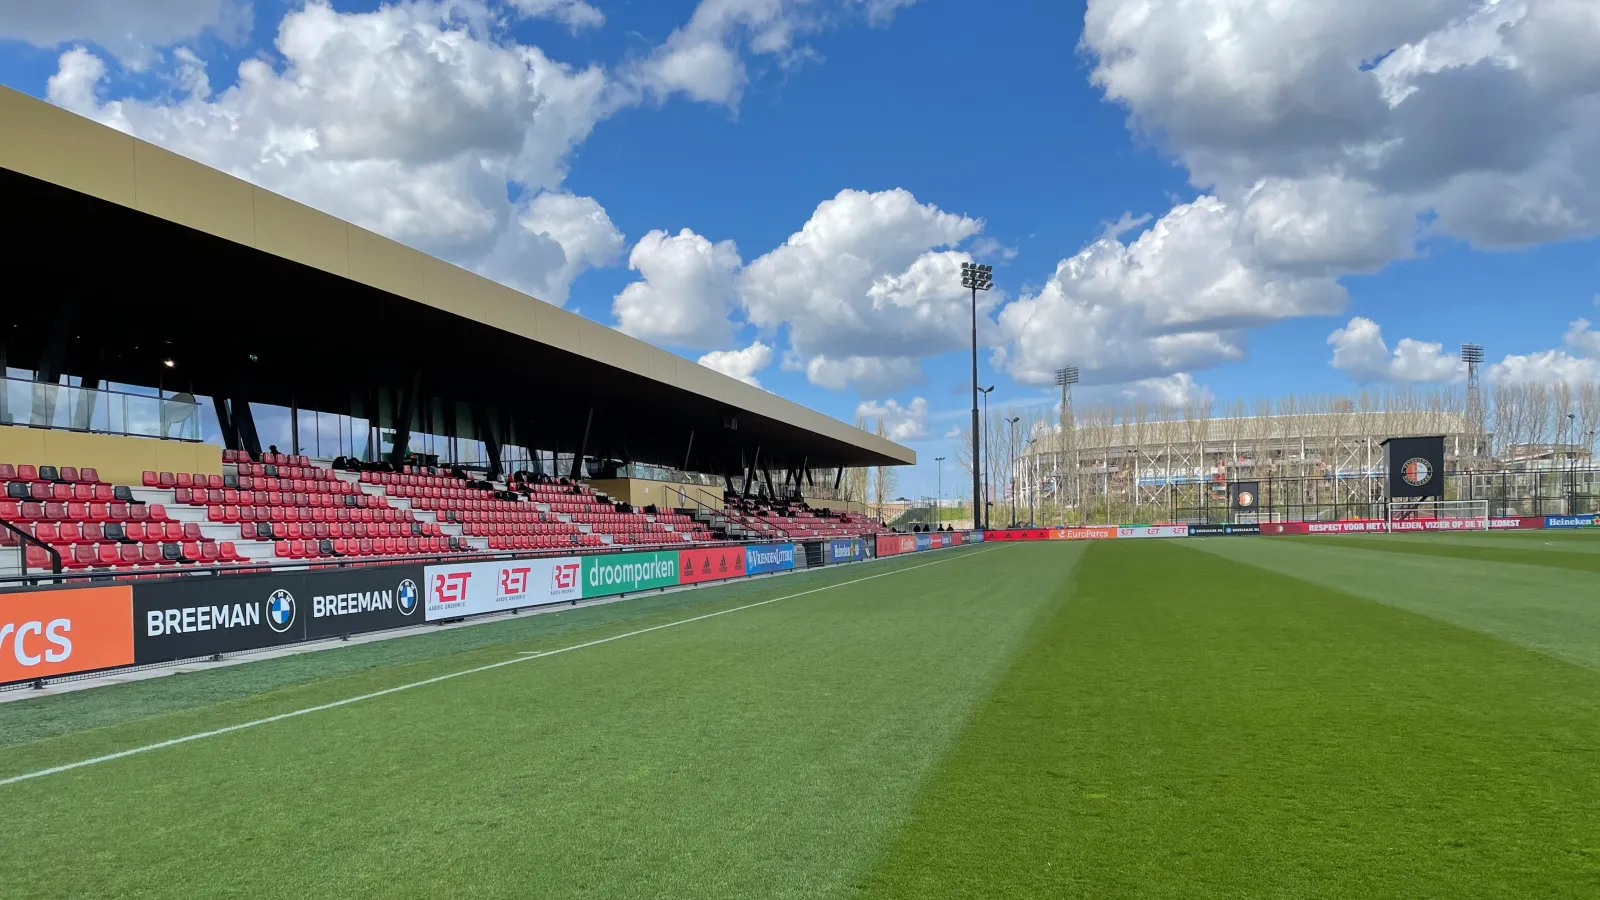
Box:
[0,87,914,477]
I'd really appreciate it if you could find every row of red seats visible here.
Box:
[413,497,543,515]
[0,463,102,484]
[25,540,242,571]
[176,487,366,508]
[222,475,356,495]
[247,522,445,542]
[37,520,202,544]
[570,512,660,526]
[230,462,332,480]
[223,450,309,466]
[547,502,610,515]
[460,522,581,537]
[486,535,584,551]
[1,500,171,524]
[360,471,471,490]
[435,508,550,524]
[207,505,415,525]
[274,536,452,560]
[2,519,195,548]
[6,481,131,503]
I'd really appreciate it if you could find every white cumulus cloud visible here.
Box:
[698,340,774,387]
[856,397,929,442]
[998,195,1342,386]
[0,0,251,68]
[1327,317,1465,383]
[613,229,742,348]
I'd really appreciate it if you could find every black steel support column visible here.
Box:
[212,397,236,451]
[571,407,593,480]
[388,371,422,467]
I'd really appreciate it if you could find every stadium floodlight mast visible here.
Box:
[962,261,993,531]
[980,385,996,528]
[934,456,946,529]
[1055,366,1079,524]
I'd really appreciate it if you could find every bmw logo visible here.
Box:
[397,578,419,616]
[266,589,297,633]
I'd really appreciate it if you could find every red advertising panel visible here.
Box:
[877,534,918,557]
[986,527,1118,541]
[0,586,134,684]
[679,546,747,584]
[1264,517,1544,536]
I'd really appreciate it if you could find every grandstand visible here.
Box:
[0,86,911,579]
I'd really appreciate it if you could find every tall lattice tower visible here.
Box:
[1055,366,1079,514]
[1462,343,1485,465]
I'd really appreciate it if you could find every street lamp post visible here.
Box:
[935,456,945,530]
[1568,413,1579,513]
[962,261,993,532]
[1006,416,1020,526]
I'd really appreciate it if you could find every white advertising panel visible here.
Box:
[1115,525,1190,539]
[424,556,582,621]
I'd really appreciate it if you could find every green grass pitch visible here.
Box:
[3,533,1599,898]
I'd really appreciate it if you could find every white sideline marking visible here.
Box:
[0,546,1002,788]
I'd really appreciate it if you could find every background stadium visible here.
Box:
[4,3,1600,897]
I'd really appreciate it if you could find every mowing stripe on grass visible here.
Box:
[0,546,1004,789]
[858,539,1600,899]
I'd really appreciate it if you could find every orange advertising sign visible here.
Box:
[0,586,134,683]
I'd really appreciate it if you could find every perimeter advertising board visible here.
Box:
[1546,515,1598,529]
[582,552,678,598]
[915,533,932,552]
[1116,525,1190,539]
[424,557,579,621]
[1,585,134,685]
[877,534,917,557]
[745,543,797,575]
[679,545,746,584]
[137,564,426,659]
[1188,524,1261,537]
[1264,517,1542,535]
[826,539,866,563]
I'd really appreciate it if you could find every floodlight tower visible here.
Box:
[961,261,993,529]
[1055,366,1079,522]
[1462,343,1485,464]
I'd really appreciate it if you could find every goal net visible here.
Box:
[1385,499,1490,533]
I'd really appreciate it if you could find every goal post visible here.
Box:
[1385,499,1491,533]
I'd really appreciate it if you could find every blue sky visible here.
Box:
[2,0,1597,500]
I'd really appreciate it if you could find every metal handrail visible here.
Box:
[0,517,62,575]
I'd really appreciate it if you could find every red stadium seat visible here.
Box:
[16,465,37,483]
[59,466,79,483]
[79,468,100,484]
[141,544,164,565]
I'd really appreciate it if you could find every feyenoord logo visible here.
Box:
[266,589,297,633]
[1401,457,1434,487]
[396,579,419,617]
[1237,490,1256,508]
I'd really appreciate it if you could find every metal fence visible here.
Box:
[1173,467,1599,524]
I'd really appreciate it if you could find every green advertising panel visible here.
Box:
[582,551,680,598]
